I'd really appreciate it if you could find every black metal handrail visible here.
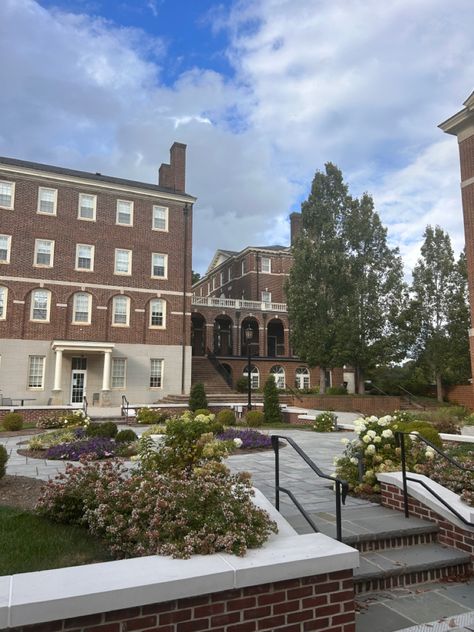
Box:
[271,434,348,541]
[206,348,233,388]
[121,394,129,417]
[396,385,426,410]
[367,382,390,396]
[396,431,473,526]
[83,396,88,416]
[284,382,304,402]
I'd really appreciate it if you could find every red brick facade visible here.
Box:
[7,570,355,632]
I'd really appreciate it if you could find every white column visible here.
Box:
[102,350,111,391]
[53,349,63,391]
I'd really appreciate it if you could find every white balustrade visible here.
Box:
[192,296,287,312]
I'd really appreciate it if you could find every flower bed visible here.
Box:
[217,427,272,450]
[45,437,118,460]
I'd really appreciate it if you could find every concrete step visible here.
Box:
[354,543,471,594]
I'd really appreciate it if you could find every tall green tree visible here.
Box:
[445,251,471,384]
[409,226,468,401]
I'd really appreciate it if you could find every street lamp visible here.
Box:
[244,325,253,411]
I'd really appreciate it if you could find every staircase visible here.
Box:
[191,357,235,394]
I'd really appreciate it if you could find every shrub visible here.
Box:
[245,410,265,427]
[28,428,76,450]
[86,421,118,438]
[0,445,8,478]
[216,409,236,426]
[141,424,167,437]
[464,413,474,426]
[136,407,169,425]
[431,419,461,435]
[217,427,272,450]
[263,375,282,424]
[115,429,138,443]
[194,408,211,416]
[2,412,23,431]
[394,420,442,449]
[326,386,347,395]
[236,376,248,393]
[313,412,337,432]
[189,383,208,411]
[61,410,90,428]
[36,415,63,429]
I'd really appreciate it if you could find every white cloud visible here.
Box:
[0,0,473,274]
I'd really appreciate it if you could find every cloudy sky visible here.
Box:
[1,0,473,274]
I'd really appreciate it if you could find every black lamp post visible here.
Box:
[244,325,253,411]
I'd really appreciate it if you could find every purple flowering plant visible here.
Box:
[46,437,117,461]
[217,428,272,450]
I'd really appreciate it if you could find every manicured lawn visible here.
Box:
[0,506,111,575]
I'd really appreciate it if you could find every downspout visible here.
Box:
[181,203,191,394]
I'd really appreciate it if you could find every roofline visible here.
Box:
[0,156,197,204]
[439,91,474,137]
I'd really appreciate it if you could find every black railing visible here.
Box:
[83,396,88,416]
[206,348,233,388]
[121,394,130,417]
[271,435,348,541]
[396,431,473,526]
[284,383,304,402]
[396,385,426,410]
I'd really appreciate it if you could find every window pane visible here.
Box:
[150,359,163,387]
[32,290,49,320]
[262,257,271,273]
[116,250,130,273]
[0,235,9,262]
[117,201,132,224]
[150,299,164,326]
[0,287,6,318]
[0,182,12,208]
[28,356,45,388]
[153,206,167,230]
[36,240,52,266]
[74,293,90,322]
[39,188,56,214]
[79,194,95,219]
[111,358,126,388]
[77,245,92,269]
[152,254,166,277]
[113,296,128,324]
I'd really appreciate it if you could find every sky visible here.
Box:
[1,0,473,275]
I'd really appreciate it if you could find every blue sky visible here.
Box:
[1,0,473,274]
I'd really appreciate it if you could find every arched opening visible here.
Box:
[270,365,285,389]
[267,319,284,357]
[241,317,259,356]
[295,367,310,390]
[191,313,206,356]
[243,364,260,389]
[213,315,233,355]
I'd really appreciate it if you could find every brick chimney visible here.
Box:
[289,212,302,246]
[159,142,187,192]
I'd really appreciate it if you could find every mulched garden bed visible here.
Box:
[0,475,44,510]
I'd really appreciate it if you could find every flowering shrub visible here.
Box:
[45,437,117,460]
[416,445,473,507]
[217,428,272,450]
[28,428,77,450]
[141,424,167,437]
[136,407,170,425]
[61,410,91,428]
[36,415,64,429]
[313,412,337,432]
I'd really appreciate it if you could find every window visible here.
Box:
[152,205,168,231]
[220,272,224,286]
[78,194,96,221]
[34,239,54,267]
[270,365,285,389]
[151,253,167,278]
[261,291,272,304]
[76,244,94,271]
[72,292,92,324]
[31,289,51,321]
[28,356,45,389]
[0,181,14,209]
[112,295,130,326]
[0,286,7,320]
[111,358,126,388]
[213,276,216,290]
[37,187,57,215]
[243,364,260,389]
[115,249,132,275]
[149,298,165,328]
[116,200,133,225]
[295,367,310,390]
[241,259,246,275]
[0,235,11,263]
[261,257,271,273]
[150,359,163,388]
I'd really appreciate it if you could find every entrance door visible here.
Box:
[71,357,87,404]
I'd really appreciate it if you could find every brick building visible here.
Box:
[0,143,195,406]
[191,214,344,392]
[440,91,474,407]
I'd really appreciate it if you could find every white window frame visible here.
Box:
[0,235,11,264]
[0,286,8,320]
[151,253,168,279]
[149,298,166,329]
[75,244,95,271]
[270,365,286,389]
[149,358,163,388]
[27,355,46,390]
[243,365,260,390]
[78,193,97,221]
[116,200,133,226]
[241,260,246,276]
[34,239,55,268]
[261,291,272,304]
[0,181,15,210]
[112,295,130,327]
[37,187,58,215]
[295,367,310,390]
[261,257,271,273]
[152,205,168,231]
[114,249,132,275]
[30,289,51,322]
[72,292,92,325]
[111,357,127,389]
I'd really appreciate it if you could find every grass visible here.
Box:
[0,506,111,575]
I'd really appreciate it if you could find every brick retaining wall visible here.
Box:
[444,385,474,410]
[7,570,355,632]
[287,396,401,415]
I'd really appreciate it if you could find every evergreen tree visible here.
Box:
[445,251,471,384]
[263,375,282,424]
[189,382,208,411]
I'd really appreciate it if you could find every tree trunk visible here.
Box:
[436,372,443,402]
[319,367,326,394]
[357,367,365,394]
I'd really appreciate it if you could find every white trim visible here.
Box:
[116,199,134,227]
[149,357,164,388]
[111,357,127,389]
[114,248,132,276]
[0,234,11,264]
[152,205,169,232]
[30,289,51,322]
[78,193,97,221]
[0,179,15,210]
[151,252,168,279]
[72,292,92,325]
[75,244,95,272]
[149,298,166,329]
[52,340,115,352]
[112,295,130,327]
[461,175,474,189]
[0,286,7,320]
[37,187,58,216]
[27,354,46,390]
[33,238,55,268]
